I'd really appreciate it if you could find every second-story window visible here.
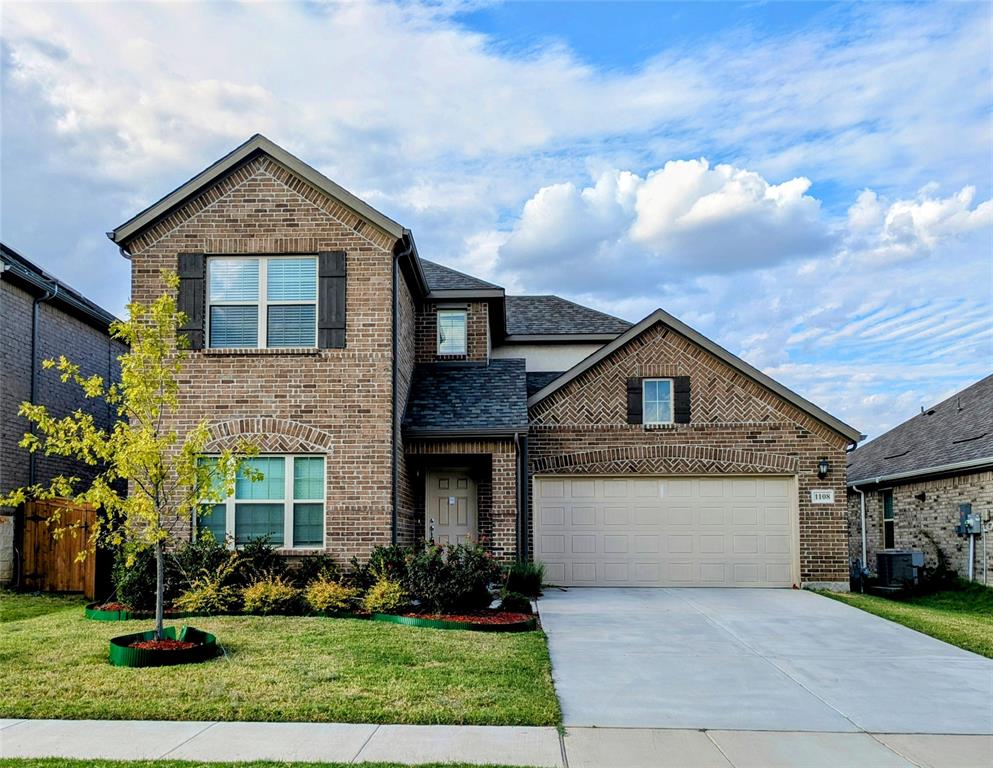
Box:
[642,378,674,425]
[437,309,467,356]
[207,256,318,348]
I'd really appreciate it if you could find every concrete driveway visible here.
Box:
[539,588,993,733]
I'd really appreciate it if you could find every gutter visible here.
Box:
[403,427,530,441]
[847,456,993,488]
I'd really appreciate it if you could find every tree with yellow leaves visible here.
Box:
[2,272,257,639]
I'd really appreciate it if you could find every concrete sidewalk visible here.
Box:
[2,719,992,767]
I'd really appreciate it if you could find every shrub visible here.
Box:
[111,550,163,611]
[242,575,300,615]
[504,561,544,598]
[305,578,361,615]
[173,553,240,614]
[499,591,533,614]
[405,541,501,614]
[362,578,408,614]
[348,544,410,590]
[236,535,288,585]
[292,553,341,587]
[169,532,232,591]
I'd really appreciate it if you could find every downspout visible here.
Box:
[16,283,58,588]
[853,484,867,591]
[514,432,521,561]
[520,434,529,562]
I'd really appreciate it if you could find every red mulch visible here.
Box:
[93,602,129,611]
[403,610,533,625]
[128,639,198,651]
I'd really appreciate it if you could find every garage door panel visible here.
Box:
[535,476,795,588]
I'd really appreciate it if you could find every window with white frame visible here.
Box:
[197,455,325,549]
[207,256,318,348]
[436,309,467,355]
[642,378,674,425]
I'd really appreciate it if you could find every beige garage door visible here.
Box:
[534,476,796,587]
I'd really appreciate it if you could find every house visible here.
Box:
[0,243,126,586]
[847,375,992,581]
[107,135,861,589]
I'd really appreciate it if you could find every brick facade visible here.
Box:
[528,322,852,585]
[415,301,489,363]
[125,155,400,562]
[847,471,992,580]
[0,279,124,584]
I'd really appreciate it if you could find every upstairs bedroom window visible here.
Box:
[207,256,318,348]
[437,308,467,355]
[198,455,325,549]
[642,378,674,425]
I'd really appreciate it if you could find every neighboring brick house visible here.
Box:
[847,375,992,582]
[107,135,860,589]
[0,243,125,585]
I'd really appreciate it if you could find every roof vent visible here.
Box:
[882,449,911,460]
[952,432,988,444]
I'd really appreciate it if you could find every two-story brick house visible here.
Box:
[109,135,861,589]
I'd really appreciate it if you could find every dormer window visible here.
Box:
[207,256,318,349]
[437,309,467,356]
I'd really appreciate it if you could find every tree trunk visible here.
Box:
[154,541,165,640]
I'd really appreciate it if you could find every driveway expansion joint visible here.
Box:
[157,720,218,759]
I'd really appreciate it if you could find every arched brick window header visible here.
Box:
[205,418,334,454]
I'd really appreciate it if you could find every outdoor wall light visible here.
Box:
[817,458,829,479]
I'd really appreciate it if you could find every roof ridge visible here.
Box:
[508,293,631,324]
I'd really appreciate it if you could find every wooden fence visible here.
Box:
[21,500,97,599]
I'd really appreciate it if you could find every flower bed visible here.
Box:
[372,610,538,632]
[108,625,218,667]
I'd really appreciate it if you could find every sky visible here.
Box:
[1,0,991,441]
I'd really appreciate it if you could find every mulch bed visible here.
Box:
[128,638,198,651]
[402,610,533,625]
[93,602,129,611]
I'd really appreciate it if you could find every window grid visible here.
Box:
[882,490,895,549]
[642,378,674,425]
[197,455,325,550]
[437,309,467,355]
[207,256,318,349]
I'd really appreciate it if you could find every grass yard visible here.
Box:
[823,581,993,658]
[0,761,516,768]
[0,591,559,725]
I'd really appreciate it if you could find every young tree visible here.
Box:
[2,272,257,639]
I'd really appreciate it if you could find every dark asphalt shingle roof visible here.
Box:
[420,259,502,291]
[403,359,528,434]
[526,371,565,397]
[848,374,993,483]
[505,295,631,336]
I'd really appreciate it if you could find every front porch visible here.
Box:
[403,438,524,561]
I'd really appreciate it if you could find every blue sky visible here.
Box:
[1,0,991,439]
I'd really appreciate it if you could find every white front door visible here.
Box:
[534,475,797,587]
[426,471,476,545]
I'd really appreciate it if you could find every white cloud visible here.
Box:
[496,159,831,296]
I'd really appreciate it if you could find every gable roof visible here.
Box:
[1,242,119,332]
[505,295,631,337]
[109,134,405,247]
[848,375,993,485]
[420,259,502,292]
[527,308,862,443]
[403,359,528,436]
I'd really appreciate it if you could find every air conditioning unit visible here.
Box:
[876,550,924,588]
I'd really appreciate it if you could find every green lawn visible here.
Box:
[0,591,559,725]
[0,761,514,768]
[823,581,993,658]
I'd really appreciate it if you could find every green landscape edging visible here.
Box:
[372,613,537,632]
[85,602,135,622]
[108,625,219,667]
